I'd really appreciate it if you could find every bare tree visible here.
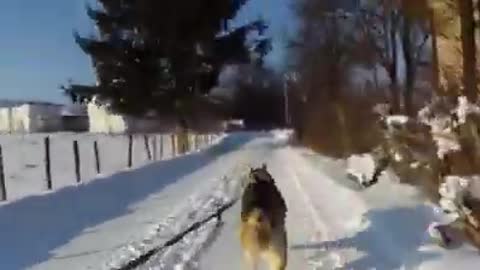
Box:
[459,0,477,102]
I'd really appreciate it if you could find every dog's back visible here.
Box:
[240,165,287,270]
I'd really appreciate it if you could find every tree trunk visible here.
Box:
[402,16,416,116]
[333,100,351,157]
[330,18,351,157]
[389,11,401,113]
[174,107,190,154]
[429,8,441,94]
[459,0,477,102]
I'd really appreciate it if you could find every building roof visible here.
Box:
[61,104,88,116]
[0,99,63,108]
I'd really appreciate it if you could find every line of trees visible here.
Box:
[289,0,480,156]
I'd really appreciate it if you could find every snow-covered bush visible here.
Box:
[439,176,472,217]
[367,96,480,249]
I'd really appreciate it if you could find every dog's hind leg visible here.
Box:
[243,251,258,270]
[264,250,286,270]
[265,229,287,270]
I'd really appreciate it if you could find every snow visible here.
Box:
[346,154,376,185]
[202,135,480,270]
[87,100,169,133]
[439,176,470,202]
[417,96,480,159]
[436,176,471,226]
[435,175,480,234]
[386,115,409,127]
[1,131,480,270]
[423,115,460,159]
[87,102,129,133]
[0,132,226,270]
[455,96,480,124]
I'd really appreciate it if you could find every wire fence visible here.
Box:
[0,132,221,201]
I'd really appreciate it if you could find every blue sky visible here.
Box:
[0,0,295,103]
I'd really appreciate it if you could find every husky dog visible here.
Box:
[240,164,288,270]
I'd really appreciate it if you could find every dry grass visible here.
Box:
[300,91,386,158]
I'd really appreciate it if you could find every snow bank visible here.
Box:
[417,96,480,159]
[386,115,409,126]
[419,111,460,159]
[455,96,480,124]
[439,176,470,210]
[270,129,294,141]
[346,154,376,185]
[435,175,480,231]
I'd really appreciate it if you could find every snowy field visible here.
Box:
[0,131,479,270]
[0,132,214,201]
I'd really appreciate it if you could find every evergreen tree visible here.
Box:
[64,0,270,121]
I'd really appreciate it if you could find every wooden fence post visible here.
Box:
[128,134,133,168]
[0,145,7,201]
[44,137,52,190]
[144,135,152,161]
[171,134,176,156]
[94,141,101,174]
[179,133,185,154]
[73,140,81,183]
[160,135,164,159]
[186,133,191,153]
[152,136,157,161]
[194,134,199,150]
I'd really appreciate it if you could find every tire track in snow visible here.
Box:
[286,162,343,269]
[140,158,253,270]
[277,148,371,269]
[266,148,344,270]
[102,154,251,270]
[286,162,329,239]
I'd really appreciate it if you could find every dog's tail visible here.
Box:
[241,208,272,252]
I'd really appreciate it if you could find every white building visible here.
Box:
[0,101,63,133]
[61,103,89,132]
[0,98,169,134]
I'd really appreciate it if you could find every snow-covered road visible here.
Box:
[200,137,438,270]
[2,131,480,270]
